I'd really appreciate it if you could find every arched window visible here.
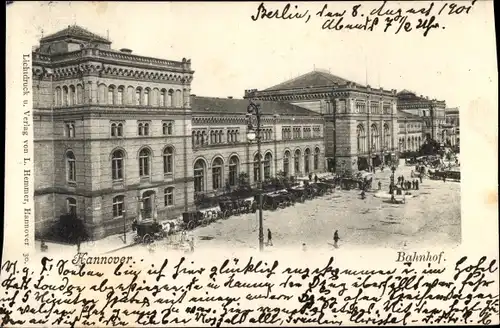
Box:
[210,131,215,144]
[229,156,238,186]
[212,157,223,190]
[112,196,124,218]
[69,85,76,105]
[144,88,151,106]
[138,123,143,136]
[371,124,379,151]
[194,159,206,192]
[314,147,320,170]
[201,131,207,145]
[175,89,182,107]
[66,197,77,216]
[304,148,311,174]
[196,131,201,145]
[163,147,173,174]
[218,130,223,143]
[112,150,124,180]
[135,88,141,105]
[264,153,272,179]
[253,154,262,182]
[294,149,301,175]
[111,123,117,137]
[384,124,391,148]
[108,86,115,105]
[117,87,124,105]
[117,123,123,137]
[144,123,149,136]
[163,122,173,135]
[160,89,167,107]
[283,151,290,176]
[55,87,61,106]
[139,148,151,177]
[167,89,173,107]
[66,151,76,182]
[407,137,411,151]
[62,86,69,106]
[357,125,366,153]
[192,131,196,147]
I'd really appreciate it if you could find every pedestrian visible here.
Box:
[267,228,273,246]
[309,173,313,181]
[443,175,446,183]
[419,175,423,183]
[333,230,340,248]
[314,174,319,183]
[378,181,382,190]
[189,238,195,253]
[415,180,419,190]
[302,243,307,252]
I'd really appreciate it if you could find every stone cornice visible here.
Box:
[34,176,195,197]
[246,85,397,100]
[192,115,323,125]
[34,105,191,118]
[32,48,194,81]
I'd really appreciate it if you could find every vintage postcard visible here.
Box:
[3,1,498,326]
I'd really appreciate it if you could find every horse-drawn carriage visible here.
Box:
[287,186,307,203]
[219,198,254,218]
[132,220,167,244]
[314,181,335,195]
[180,211,204,230]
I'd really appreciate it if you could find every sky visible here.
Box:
[8,1,497,110]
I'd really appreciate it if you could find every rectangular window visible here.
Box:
[67,198,77,216]
[164,188,174,206]
[65,122,75,138]
[112,196,124,218]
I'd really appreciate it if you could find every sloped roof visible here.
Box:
[41,25,111,44]
[264,70,360,91]
[397,110,422,120]
[191,96,321,116]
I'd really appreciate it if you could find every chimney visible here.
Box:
[120,48,133,54]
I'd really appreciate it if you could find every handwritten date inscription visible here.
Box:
[0,256,498,327]
[250,1,478,37]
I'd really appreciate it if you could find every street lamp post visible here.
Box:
[122,209,127,244]
[247,100,264,251]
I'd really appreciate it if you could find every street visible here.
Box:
[118,163,461,254]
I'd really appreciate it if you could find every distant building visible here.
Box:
[245,70,399,173]
[444,107,460,146]
[190,96,325,195]
[397,111,425,152]
[396,90,447,143]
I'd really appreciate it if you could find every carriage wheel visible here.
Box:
[187,220,196,230]
[278,202,286,209]
[133,235,141,244]
[223,210,230,219]
[143,234,153,245]
[202,219,209,227]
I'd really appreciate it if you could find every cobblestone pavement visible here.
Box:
[118,164,461,255]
